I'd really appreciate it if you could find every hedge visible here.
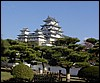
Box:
[78,66,99,82]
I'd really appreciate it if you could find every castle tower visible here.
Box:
[17,28,30,42]
[41,16,63,44]
[33,29,46,46]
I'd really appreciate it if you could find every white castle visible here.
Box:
[17,16,63,46]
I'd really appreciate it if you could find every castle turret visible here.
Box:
[33,29,46,46]
[41,16,63,44]
[17,28,30,42]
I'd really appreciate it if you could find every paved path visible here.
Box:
[70,76,86,82]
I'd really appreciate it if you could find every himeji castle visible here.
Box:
[17,16,64,46]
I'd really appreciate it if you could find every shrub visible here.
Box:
[1,57,8,62]
[12,63,34,82]
[78,66,99,82]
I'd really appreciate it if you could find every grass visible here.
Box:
[1,71,13,82]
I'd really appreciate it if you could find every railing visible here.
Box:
[33,69,65,82]
[33,72,58,82]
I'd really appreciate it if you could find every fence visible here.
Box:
[33,73,58,82]
[33,68,65,82]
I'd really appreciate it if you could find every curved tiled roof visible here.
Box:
[43,16,58,22]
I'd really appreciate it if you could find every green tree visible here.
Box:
[6,39,19,45]
[75,44,86,51]
[50,36,90,82]
[51,47,72,81]
[38,46,48,73]
[27,41,38,48]
[1,39,10,56]
[85,38,99,63]
[54,36,80,46]
[64,36,80,45]
[78,66,99,82]
[12,63,34,82]
[86,38,98,45]
[52,47,90,82]
[68,51,89,62]
[1,57,8,62]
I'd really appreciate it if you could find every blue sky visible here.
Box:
[1,1,99,43]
